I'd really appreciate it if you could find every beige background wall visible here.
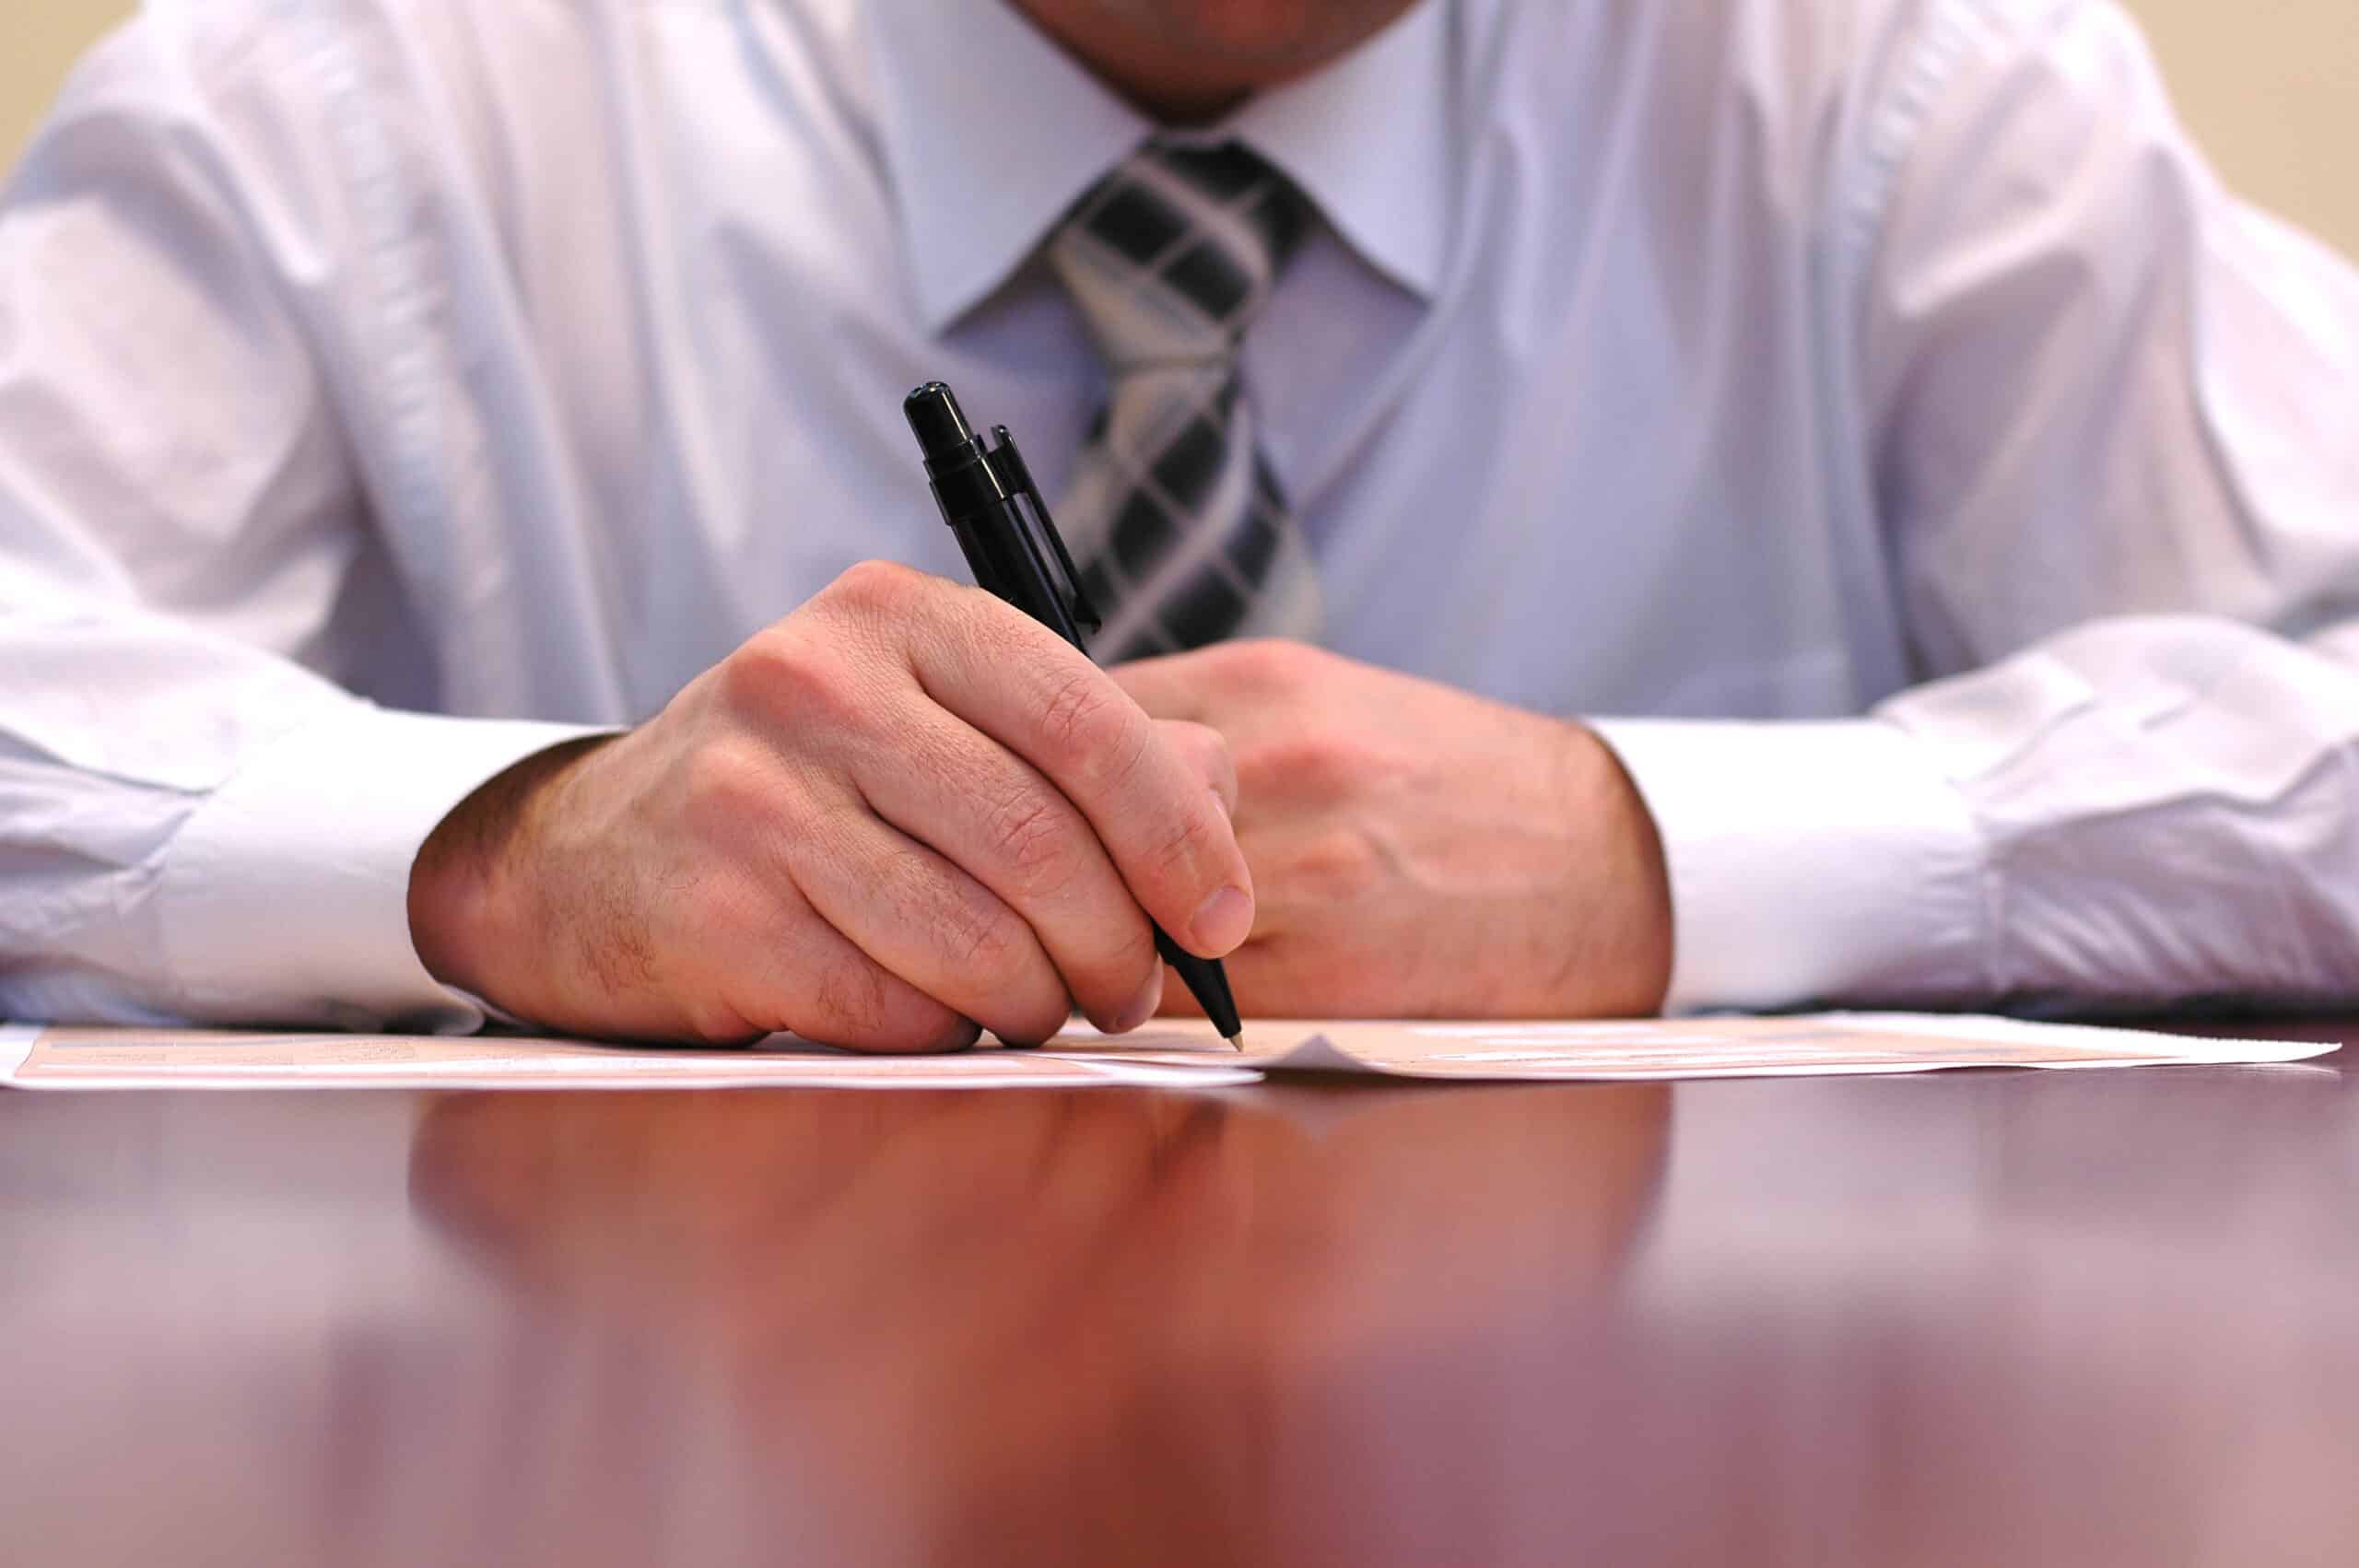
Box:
[2130,0,2359,261]
[7,0,135,170]
[3,0,2356,257]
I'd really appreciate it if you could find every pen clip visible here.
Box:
[987,426,1102,638]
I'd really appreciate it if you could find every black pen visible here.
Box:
[902,381,1245,1049]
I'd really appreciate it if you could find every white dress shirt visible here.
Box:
[3,0,2356,1029]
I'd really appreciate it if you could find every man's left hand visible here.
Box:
[1111,642,1674,1020]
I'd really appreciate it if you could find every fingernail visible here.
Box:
[1190,885,1253,955]
[1116,958,1165,1034]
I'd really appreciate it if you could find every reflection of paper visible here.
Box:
[1,1013,2330,1092]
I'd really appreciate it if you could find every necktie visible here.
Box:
[1047,141,1320,661]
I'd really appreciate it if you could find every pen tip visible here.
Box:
[1226,1033,1244,1052]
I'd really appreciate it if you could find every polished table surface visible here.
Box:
[4,1020,2355,1566]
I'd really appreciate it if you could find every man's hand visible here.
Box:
[406,562,1253,1051]
[1111,642,1672,1019]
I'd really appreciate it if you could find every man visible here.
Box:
[2,0,2354,1048]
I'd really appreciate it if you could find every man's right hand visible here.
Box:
[405,561,1254,1051]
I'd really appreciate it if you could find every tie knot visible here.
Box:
[1049,140,1310,372]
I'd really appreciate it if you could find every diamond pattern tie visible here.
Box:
[1048,141,1320,661]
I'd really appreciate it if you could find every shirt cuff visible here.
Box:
[1590,719,1989,1013]
[156,706,610,1032]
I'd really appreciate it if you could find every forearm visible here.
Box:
[407,730,619,1023]
[1602,614,2359,1015]
[1881,613,2359,1010]
[1673,0,2359,1013]
[0,615,604,1029]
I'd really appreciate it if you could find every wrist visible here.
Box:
[407,734,613,1006]
[1558,721,1674,1016]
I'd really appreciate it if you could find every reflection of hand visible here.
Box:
[1109,642,1672,1021]
[406,561,1251,1050]
[408,1085,1670,1564]
[413,1086,1667,1339]
[413,1090,1224,1349]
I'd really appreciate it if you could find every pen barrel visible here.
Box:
[950,500,1090,651]
[905,380,1238,1042]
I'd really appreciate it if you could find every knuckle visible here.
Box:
[813,956,978,1054]
[812,952,898,1043]
[718,628,863,731]
[827,558,925,615]
[677,739,778,843]
[681,995,760,1047]
[935,878,1027,977]
[1146,802,1217,887]
[1065,918,1160,1024]
[910,1016,986,1055]
[1249,728,1377,802]
[986,785,1081,899]
[1037,667,1129,763]
[1219,638,1319,696]
[1289,826,1385,901]
[1109,918,1161,982]
[997,995,1072,1048]
[1160,719,1227,774]
[711,635,784,718]
[1194,730,1240,796]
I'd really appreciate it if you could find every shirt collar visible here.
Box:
[863,0,1453,333]
[1221,1,1452,303]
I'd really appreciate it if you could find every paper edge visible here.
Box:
[1830,1012,2341,1066]
[1249,1019,2339,1082]
[6,1013,2335,1091]
[0,1021,1262,1093]
[6,1069,1159,1093]
[0,1022,39,1082]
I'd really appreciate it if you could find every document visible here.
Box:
[0,1014,2327,1091]
[0,1022,1255,1091]
[1053,1013,2335,1078]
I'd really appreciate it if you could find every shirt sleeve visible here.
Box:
[1603,0,2359,1013]
[0,24,598,1031]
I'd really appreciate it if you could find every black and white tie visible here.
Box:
[1048,141,1321,661]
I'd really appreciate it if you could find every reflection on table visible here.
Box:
[407,1084,1672,1566]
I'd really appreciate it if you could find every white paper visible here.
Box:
[1,1013,2329,1091]
[1044,1012,2336,1080]
[0,1024,1258,1092]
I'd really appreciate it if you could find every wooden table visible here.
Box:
[4,1020,2353,1565]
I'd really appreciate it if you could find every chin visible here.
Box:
[1111,0,1421,76]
